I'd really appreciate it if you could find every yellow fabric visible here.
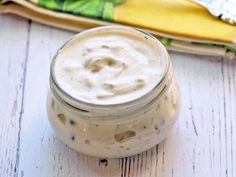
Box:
[114,0,236,44]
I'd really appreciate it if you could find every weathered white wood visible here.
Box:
[0,14,29,177]
[17,22,123,177]
[0,15,235,177]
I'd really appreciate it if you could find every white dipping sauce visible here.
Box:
[48,26,180,158]
[54,29,166,105]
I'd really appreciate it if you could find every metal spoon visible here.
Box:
[193,0,236,25]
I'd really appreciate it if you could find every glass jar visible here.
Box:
[47,26,180,158]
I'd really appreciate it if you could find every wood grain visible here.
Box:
[0,14,235,177]
[0,14,29,177]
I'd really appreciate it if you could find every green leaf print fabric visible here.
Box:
[37,0,125,20]
[0,0,235,58]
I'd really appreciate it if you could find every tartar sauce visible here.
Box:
[54,30,166,104]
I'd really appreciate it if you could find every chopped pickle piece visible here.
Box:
[114,130,136,143]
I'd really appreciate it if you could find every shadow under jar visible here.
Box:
[47,26,180,158]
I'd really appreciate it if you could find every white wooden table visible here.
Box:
[0,14,236,177]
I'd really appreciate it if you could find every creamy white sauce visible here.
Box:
[48,27,180,158]
[54,28,166,105]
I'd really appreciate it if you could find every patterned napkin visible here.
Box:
[0,0,236,58]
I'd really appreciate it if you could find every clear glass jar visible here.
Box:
[47,26,180,158]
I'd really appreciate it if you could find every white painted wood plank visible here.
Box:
[221,58,236,177]
[14,21,236,177]
[18,22,123,177]
[17,22,74,177]
[170,54,236,177]
[0,14,29,177]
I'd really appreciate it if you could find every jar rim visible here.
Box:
[50,25,170,110]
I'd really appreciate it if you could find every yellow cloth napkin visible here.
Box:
[115,0,236,44]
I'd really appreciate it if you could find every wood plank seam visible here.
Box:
[221,58,228,177]
[13,20,31,177]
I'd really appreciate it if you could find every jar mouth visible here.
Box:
[50,25,170,110]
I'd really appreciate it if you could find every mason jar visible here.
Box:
[47,26,180,158]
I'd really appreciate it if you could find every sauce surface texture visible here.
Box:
[54,28,166,104]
